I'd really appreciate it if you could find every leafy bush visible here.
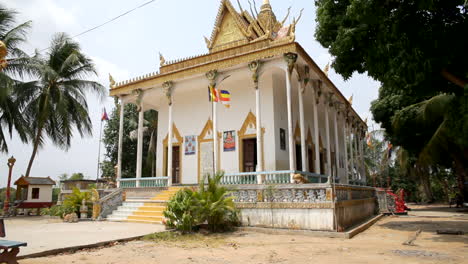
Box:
[41,204,75,218]
[195,172,238,232]
[42,187,92,218]
[163,188,200,233]
[163,172,239,233]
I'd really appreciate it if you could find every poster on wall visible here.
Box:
[280,128,286,150]
[223,131,236,152]
[184,135,196,155]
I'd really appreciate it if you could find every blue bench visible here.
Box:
[0,219,27,264]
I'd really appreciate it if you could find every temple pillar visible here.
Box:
[349,122,355,182]
[135,94,144,187]
[342,116,349,184]
[248,61,264,182]
[117,98,125,188]
[297,69,308,172]
[163,81,174,186]
[206,71,219,175]
[324,94,332,181]
[284,53,298,182]
[333,104,340,183]
[311,80,321,174]
[353,126,359,181]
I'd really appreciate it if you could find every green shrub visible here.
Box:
[63,187,92,215]
[163,172,239,233]
[42,187,92,218]
[41,204,75,218]
[163,188,200,233]
[196,172,238,232]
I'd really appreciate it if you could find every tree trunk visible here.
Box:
[417,165,434,203]
[452,154,468,202]
[25,126,43,177]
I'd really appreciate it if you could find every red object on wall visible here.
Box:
[386,189,408,213]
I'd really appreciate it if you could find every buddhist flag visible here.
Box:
[208,86,219,102]
[101,108,109,121]
[220,90,231,108]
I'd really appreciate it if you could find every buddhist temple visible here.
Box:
[110,0,367,186]
[107,0,373,231]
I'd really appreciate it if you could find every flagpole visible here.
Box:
[96,116,103,182]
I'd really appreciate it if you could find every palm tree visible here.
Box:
[392,93,468,201]
[0,4,33,152]
[24,32,105,176]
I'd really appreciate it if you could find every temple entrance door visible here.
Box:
[308,148,314,172]
[172,146,180,184]
[295,144,302,171]
[320,151,325,175]
[242,138,257,172]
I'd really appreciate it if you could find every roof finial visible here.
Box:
[263,0,270,5]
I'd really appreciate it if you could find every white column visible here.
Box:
[136,106,144,187]
[167,103,173,186]
[349,127,355,182]
[353,129,359,181]
[117,100,125,188]
[343,119,349,184]
[163,81,174,186]
[360,132,366,184]
[333,108,340,183]
[255,88,263,173]
[324,101,332,180]
[311,87,320,174]
[213,100,218,174]
[298,82,308,172]
[285,69,296,179]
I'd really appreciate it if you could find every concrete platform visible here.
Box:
[3,216,165,257]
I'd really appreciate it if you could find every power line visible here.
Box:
[33,0,158,54]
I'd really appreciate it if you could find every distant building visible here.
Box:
[14,176,55,210]
[59,179,110,202]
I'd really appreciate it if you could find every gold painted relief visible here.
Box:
[213,12,246,47]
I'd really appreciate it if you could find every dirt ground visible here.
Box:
[20,204,468,264]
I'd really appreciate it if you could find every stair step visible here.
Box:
[137,207,165,212]
[127,215,164,222]
[125,219,163,224]
[133,211,164,217]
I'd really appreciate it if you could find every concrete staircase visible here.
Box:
[107,186,184,224]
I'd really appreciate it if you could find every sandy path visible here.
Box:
[20,207,468,264]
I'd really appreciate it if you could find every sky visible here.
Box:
[0,0,380,187]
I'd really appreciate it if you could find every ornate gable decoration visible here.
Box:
[199,119,214,141]
[238,111,265,137]
[163,124,183,145]
[208,0,251,52]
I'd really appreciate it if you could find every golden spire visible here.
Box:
[348,94,354,105]
[263,0,270,4]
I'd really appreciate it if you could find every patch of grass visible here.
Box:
[142,231,231,248]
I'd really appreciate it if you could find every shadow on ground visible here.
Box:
[380,220,468,244]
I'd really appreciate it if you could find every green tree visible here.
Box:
[69,173,85,180]
[102,103,138,180]
[23,33,106,176]
[101,104,157,180]
[0,4,33,152]
[315,0,468,199]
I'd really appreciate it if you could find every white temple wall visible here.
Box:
[155,65,278,184]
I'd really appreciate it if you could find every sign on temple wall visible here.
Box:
[184,135,196,155]
[223,131,236,152]
[200,141,214,177]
